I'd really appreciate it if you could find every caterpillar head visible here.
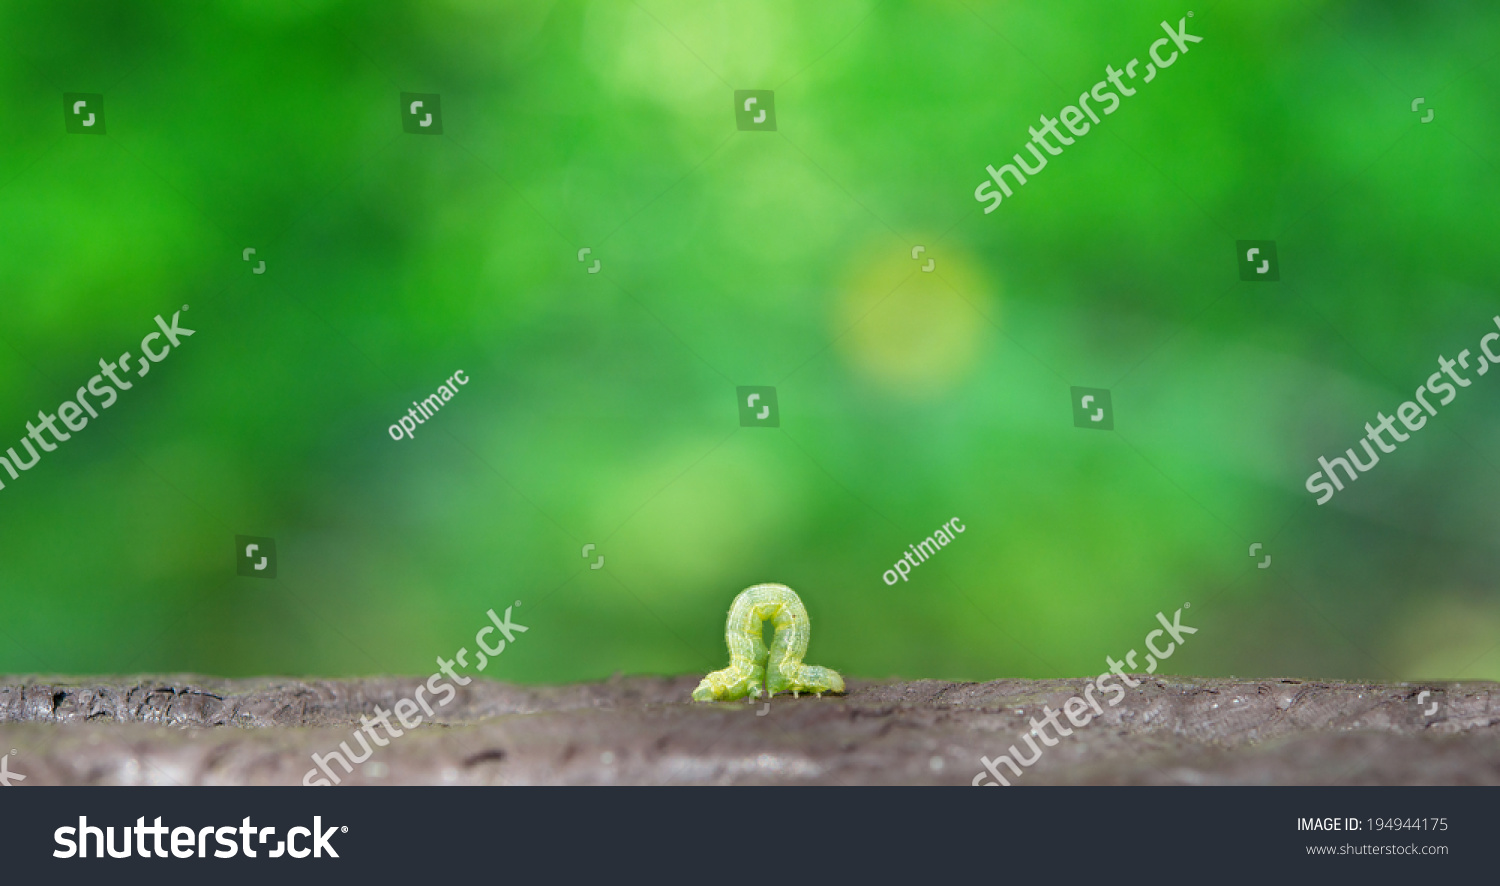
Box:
[691,668,766,702]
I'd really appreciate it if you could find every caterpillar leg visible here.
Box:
[765,594,845,697]
[802,665,845,695]
[769,662,846,697]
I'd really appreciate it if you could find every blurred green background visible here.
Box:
[1,0,1498,684]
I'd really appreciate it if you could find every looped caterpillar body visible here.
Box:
[692,583,845,702]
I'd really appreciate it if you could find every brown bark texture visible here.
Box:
[1,675,1495,785]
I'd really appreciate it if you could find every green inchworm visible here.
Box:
[692,583,845,702]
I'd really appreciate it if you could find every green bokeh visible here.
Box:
[2,1,1498,685]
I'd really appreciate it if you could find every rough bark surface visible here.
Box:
[1,675,1496,785]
